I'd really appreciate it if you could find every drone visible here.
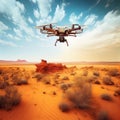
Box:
[36,23,84,46]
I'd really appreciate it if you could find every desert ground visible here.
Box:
[0,61,120,120]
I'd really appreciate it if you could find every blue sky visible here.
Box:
[0,0,120,62]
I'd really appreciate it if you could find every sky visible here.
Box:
[0,0,120,62]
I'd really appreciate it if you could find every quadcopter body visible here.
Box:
[36,24,84,46]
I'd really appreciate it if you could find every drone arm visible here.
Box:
[40,29,48,34]
[68,34,76,37]
[47,34,55,37]
[68,24,83,34]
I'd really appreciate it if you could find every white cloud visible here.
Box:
[84,14,98,25]
[61,10,120,61]
[52,3,66,23]
[0,21,9,32]
[36,0,52,18]
[0,0,25,25]
[30,0,36,3]
[88,0,101,11]
[69,12,83,24]
[13,28,23,38]
[16,1,25,12]
[33,9,40,19]
[36,16,52,25]
[36,2,66,25]
[0,0,39,42]
[28,17,33,24]
[0,0,25,29]
[0,39,18,47]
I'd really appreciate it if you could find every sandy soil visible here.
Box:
[0,63,120,120]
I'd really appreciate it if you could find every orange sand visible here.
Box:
[0,63,120,120]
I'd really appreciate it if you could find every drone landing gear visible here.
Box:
[55,37,69,46]
[55,39,69,46]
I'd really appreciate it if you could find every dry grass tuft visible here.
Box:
[0,81,9,89]
[100,94,112,101]
[59,102,70,112]
[42,78,51,84]
[93,71,100,77]
[82,70,88,76]
[114,89,120,96]
[102,76,114,85]
[0,86,21,110]
[66,77,92,109]
[33,73,43,81]
[60,83,71,92]
[108,68,120,77]
[12,75,28,85]
[97,110,109,120]
[62,76,69,80]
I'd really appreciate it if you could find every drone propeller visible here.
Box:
[81,25,87,29]
[36,23,56,27]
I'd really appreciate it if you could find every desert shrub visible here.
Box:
[97,111,109,120]
[0,81,9,89]
[24,73,30,80]
[54,80,59,84]
[102,76,114,85]
[53,91,56,95]
[114,89,120,96]
[54,74,60,79]
[108,69,119,76]
[87,75,97,83]
[3,74,9,81]
[0,86,21,110]
[82,70,88,76]
[66,77,92,109]
[70,72,76,76]
[94,80,101,84]
[62,76,69,80]
[93,71,100,76]
[43,78,51,84]
[0,95,5,108]
[12,74,28,85]
[17,79,28,85]
[60,83,70,92]
[0,69,3,74]
[13,77,28,85]
[59,102,70,112]
[100,94,112,101]
[33,73,43,81]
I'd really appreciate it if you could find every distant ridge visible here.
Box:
[0,59,30,64]
[16,59,28,62]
